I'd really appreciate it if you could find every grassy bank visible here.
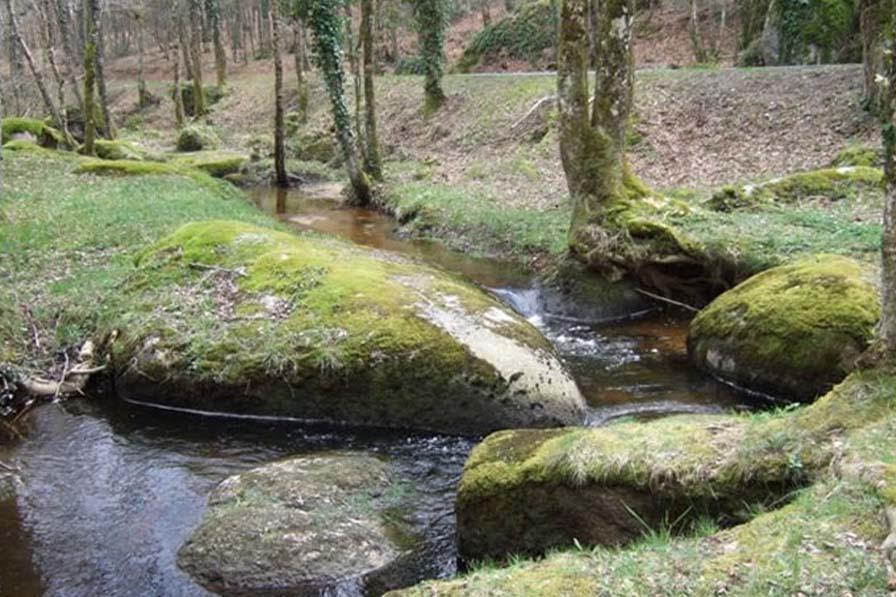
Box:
[0,151,272,394]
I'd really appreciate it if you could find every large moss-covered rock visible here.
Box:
[1,117,62,149]
[453,371,892,562]
[178,453,418,595]
[94,139,146,161]
[169,151,247,178]
[176,125,219,152]
[688,255,879,401]
[104,221,585,434]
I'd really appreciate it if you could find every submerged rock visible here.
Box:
[178,453,418,596]
[105,220,585,434]
[687,254,879,401]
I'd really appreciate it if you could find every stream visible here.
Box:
[0,184,759,596]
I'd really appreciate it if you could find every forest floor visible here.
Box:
[100,58,882,276]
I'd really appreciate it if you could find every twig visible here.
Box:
[510,95,557,131]
[20,304,41,350]
[0,460,19,473]
[635,288,700,313]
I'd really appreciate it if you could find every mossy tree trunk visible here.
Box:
[361,0,382,179]
[292,18,308,122]
[860,0,884,113]
[172,37,186,128]
[304,0,372,204]
[189,0,206,116]
[344,3,363,145]
[53,0,84,110]
[135,9,149,109]
[4,0,64,131]
[272,0,287,187]
[412,0,446,112]
[36,0,71,139]
[880,5,896,354]
[82,0,98,155]
[94,0,114,138]
[206,0,227,88]
[560,0,646,257]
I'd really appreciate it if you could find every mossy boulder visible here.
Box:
[706,167,884,212]
[178,453,419,595]
[170,151,247,178]
[1,117,62,149]
[103,221,585,434]
[459,0,557,71]
[94,139,146,161]
[688,255,879,401]
[452,371,893,563]
[176,125,219,152]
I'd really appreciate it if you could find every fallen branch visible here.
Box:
[19,341,103,398]
[635,288,700,313]
[510,95,557,131]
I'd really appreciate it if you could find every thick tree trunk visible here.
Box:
[306,0,371,204]
[880,7,896,354]
[189,0,206,116]
[293,19,308,122]
[361,0,381,179]
[5,0,63,128]
[82,0,97,155]
[94,0,114,138]
[272,0,286,187]
[413,0,446,112]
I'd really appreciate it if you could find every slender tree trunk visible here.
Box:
[413,0,446,112]
[344,4,363,146]
[207,0,226,88]
[136,10,148,108]
[8,27,24,115]
[37,0,70,138]
[293,19,308,122]
[306,0,371,204]
[361,0,381,179]
[688,0,707,63]
[173,39,185,128]
[272,0,286,186]
[880,6,896,353]
[5,0,63,128]
[480,0,491,26]
[189,0,206,115]
[53,0,83,109]
[82,0,97,155]
[94,0,113,138]
[178,12,194,79]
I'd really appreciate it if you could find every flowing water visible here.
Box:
[0,184,762,596]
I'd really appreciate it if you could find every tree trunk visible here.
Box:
[361,0,382,179]
[53,0,83,110]
[178,11,194,80]
[4,0,64,128]
[82,0,97,155]
[560,0,643,252]
[173,39,185,128]
[94,0,114,138]
[480,0,491,26]
[36,0,70,139]
[344,4,363,146]
[207,0,226,88]
[306,0,371,204]
[861,0,883,113]
[880,5,896,353]
[272,0,287,186]
[136,10,148,109]
[189,0,206,116]
[688,0,707,63]
[413,0,446,112]
[293,19,308,122]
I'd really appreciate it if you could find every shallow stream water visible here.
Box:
[0,184,759,596]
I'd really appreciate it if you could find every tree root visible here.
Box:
[19,341,103,399]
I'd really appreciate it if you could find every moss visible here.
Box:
[2,139,57,156]
[402,371,896,588]
[688,254,880,400]
[1,117,62,148]
[707,167,883,211]
[105,220,583,434]
[830,145,881,168]
[459,0,557,71]
[73,159,227,193]
[170,151,247,178]
[170,84,224,118]
[175,125,219,152]
[768,0,856,65]
[94,140,146,161]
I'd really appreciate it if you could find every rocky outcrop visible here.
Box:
[178,453,418,596]
[687,254,879,401]
[104,221,585,434]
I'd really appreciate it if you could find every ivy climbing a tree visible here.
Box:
[879,1,896,354]
[412,0,447,112]
[297,0,372,203]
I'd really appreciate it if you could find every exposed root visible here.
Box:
[19,341,103,399]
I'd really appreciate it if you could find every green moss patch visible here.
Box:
[688,254,880,400]
[459,0,557,71]
[94,139,146,161]
[397,371,896,594]
[1,117,62,148]
[169,151,247,178]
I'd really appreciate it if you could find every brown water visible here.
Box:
[0,184,760,597]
